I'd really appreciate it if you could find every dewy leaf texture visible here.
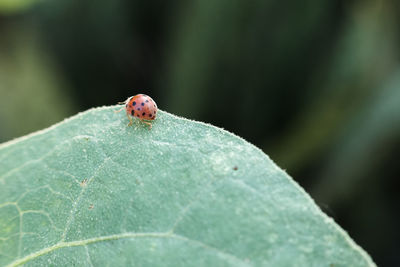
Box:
[0,106,375,266]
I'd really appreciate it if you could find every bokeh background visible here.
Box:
[0,0,399,265]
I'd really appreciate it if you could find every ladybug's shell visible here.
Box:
[125,94,157,121]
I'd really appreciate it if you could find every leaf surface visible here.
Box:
[0,107,374,266]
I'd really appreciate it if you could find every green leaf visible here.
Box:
[0,107,375,266]
[0,0,39,14]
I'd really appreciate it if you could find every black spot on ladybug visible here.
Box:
[132,101,136,106]
[137,108,141,111]
[141,103,145,106]
[131,110,134,116]
[146,100,149,103]
[142,112,145,116]
[149,114,152,117]
[154,111,156,114]
[137,114,140,117]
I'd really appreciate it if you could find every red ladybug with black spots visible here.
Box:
[116,94,157,129]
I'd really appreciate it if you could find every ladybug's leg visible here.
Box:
[114,107,124,113]
[127,114,133,126]
[140,119,152,130]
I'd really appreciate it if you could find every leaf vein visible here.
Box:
[6,232,250,267]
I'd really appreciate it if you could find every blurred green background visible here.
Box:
[0,0,399,265]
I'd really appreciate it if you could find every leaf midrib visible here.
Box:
[6,231,249,267]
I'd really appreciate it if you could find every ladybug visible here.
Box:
[115,94,157,129]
